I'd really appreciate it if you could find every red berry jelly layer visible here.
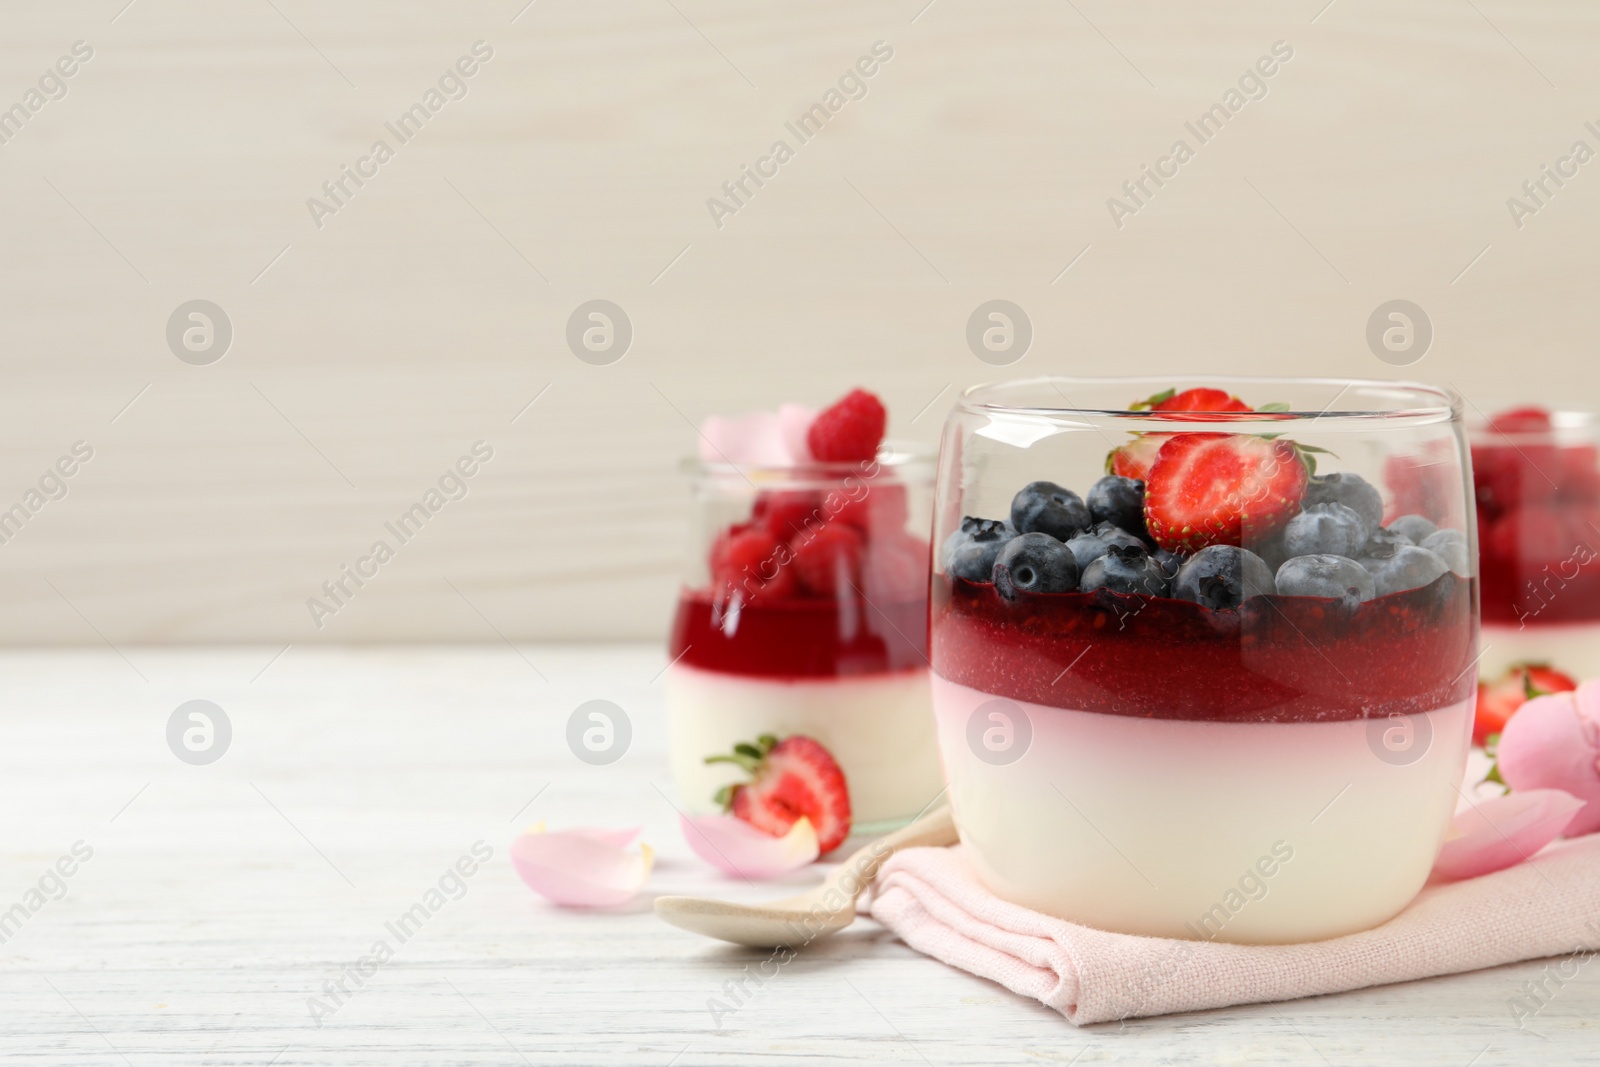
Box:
[932,576,1476,723]
[669,590,928,680]
[1479,548,1600,624]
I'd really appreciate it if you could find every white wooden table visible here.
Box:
[2,646,1592,1065]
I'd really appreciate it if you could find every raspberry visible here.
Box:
[1560,446,1600,503]
[806,389,887,463]
[1489,506,1570,569]
[791,524,863,596]
[710,526,795,598]
[1489,407,1552,435]
[753,490,823,540]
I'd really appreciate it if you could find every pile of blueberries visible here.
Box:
[941,472,1470,609]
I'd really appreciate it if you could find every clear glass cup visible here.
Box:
[1471,411,1600,679]
[665,444,944,835]
[930,377,1478,943]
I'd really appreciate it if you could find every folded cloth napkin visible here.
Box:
[867,837,1600,1025]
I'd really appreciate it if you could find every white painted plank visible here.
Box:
[0,1,1598,641]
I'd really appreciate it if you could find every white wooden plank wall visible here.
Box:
[1,0,1597,642]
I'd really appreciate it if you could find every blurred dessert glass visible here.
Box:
[666,444,943,833]
[1471,407,1600,683]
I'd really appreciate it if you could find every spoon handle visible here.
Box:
[822,802,958,901]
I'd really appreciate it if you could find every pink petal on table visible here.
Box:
[778,403,817,463]
[1432,789,1585,882]
[510,829,653,907]
[520,823,640,849]
[680,813,819,879]
[1499,686,1600,837]
[698,411,792,467]
[569,826,641,849]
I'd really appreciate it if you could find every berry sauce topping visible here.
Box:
[674,387,930,679]
[933,575,1475,723]
[1472,406,1600,624]
[669,591,927,679]
[935,385,1477,722]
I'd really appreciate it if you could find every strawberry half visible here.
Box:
[1133,387,1251,413]
[707,734,852,854]
[1143,432,1309,553]
[1474,663,1576,748]
[1106,433,1168,480]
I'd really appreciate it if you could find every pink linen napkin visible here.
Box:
[867,837,1600,1025]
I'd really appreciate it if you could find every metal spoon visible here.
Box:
[654,804,957,948]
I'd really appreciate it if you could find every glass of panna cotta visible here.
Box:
[930,378,1479,944]
[665,444,944,832]
[1472,409,1600,679]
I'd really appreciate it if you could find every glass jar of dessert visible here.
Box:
[665,392,943,841]
[1470,408,1600,740]
[931,378,1478,944]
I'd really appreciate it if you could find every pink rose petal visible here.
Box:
[679,813,819,879]
[567,826,641,849]
[698,411,793,467]
[1499,685,1600,836]
[511,828,653,907]
[777,403,817,463]
[1432,789,1585,882]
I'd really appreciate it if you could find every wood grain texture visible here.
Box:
[2,646,1596,1064]
[1,1,1599,642]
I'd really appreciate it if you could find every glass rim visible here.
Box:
[680,438,937,479]
[956,376,1461,422]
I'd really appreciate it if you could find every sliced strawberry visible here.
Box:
[1134,387,1251,413]
[1106,433,1168,481]
[1143,433,1308,553]
[708,734,852,854]
[1474,662,1576,747]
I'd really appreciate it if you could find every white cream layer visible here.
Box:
[932,674,1472,944]
[667,663,944,827]
[1480,622,1600,680]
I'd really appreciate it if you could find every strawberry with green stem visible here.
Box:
[706,733,852,854]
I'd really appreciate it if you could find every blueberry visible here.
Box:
[1065,521,1144,572]
[1080,543,1169,596]
[1011,481,1091,542]
[1421,528,1470,577]
[1387,514,1438,544]
[1275,554,1376,602]
[1360,544,1448,596]
[1086,476,1146,538]
[1362,526,1413,556]
[942,517,1018,582]
[1303,473,1383,537]
[993,532,1079,599]
[1173,545,1275,610]
[1152,546,1184,579]
[1282,502,1369,559]
[1420,528,1465,550]
[1250,529,1292,575]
